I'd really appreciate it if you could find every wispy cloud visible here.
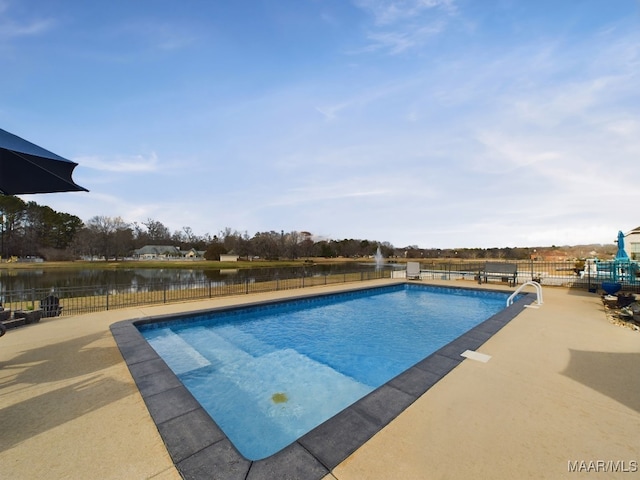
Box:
[314,78,419,121]
[354,0,456,25]
[268,184,392,208]
[117,19,198,52]
[76,152,159,173]
[352,0,456,54]
[359,21,446,54]
[0,1,55,38]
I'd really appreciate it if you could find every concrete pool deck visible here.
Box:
[1,280,639,479]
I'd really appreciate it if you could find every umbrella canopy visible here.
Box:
[0,128,88,195]
[615,230,629,260]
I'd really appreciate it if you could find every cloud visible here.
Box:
[353,0,456,25]
[266,184,392,208]
[313,78,418,121]
[351,0,456,54]
[314,103,349,121]
[76,152,159,173]
[361,23,445,54]
[0,18,53,37]
[0,1,55,38]
[116,19,198,52]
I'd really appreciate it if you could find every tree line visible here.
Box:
[0,196,397,261]
[0,196,597,262]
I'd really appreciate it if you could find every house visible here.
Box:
[220,253,239,262]
[134,245,182,260]
[624,226,640,260]
[183,248,205,259]
[134,245,206,260]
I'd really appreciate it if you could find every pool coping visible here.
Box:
[110,283,535,480]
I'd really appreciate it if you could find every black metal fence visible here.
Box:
[2,260,638,320]
[1,268,392,318]
[412,260,640,292]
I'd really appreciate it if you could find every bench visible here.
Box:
[478,262,517,287]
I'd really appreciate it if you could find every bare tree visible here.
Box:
[85,216,132,260]
[283,231,301,259]
[143,218,171,244]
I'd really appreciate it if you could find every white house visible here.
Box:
[220,253,239,262]
[133,245,204,260]
[134,245,182,260]
[183,248,205,259]
[624,226,640,260]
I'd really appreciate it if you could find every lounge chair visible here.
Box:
[407,261,421,280]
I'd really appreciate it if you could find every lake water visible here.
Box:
[0,263,392,294]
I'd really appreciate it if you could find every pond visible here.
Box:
[0,263,398,295]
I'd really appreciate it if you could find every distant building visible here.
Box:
[134,245,204,260]
[624,226,640,260]
[183,248,206,259]
[220,253,239,262]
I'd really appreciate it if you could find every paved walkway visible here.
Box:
[1,281,638,479]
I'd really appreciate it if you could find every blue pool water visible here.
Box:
[139,284,510,460]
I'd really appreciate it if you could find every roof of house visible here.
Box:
[134,245,181,256]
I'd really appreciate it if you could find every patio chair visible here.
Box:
[0,303,10,322]
[407,261,421,280]
[40,295,63,318]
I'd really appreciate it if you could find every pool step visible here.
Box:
[146,325,374,459]
[214,324,277,357]
[168,327,372,417]
[144,329,211,375]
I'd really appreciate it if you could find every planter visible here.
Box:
[14,309,44,324]
[603,295,618,308]
[601,282,622,296]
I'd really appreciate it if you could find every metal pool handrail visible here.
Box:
[507,281,543,307]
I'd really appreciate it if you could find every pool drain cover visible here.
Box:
[271,392,288,403]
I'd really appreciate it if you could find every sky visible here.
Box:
[1,0,639,249]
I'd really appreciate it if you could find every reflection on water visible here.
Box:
[0,263,388,295]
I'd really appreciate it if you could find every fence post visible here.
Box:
[163,281,167,303]
[530,259,533,281]
[245,279,249,294]
[106,288,109,310]
[209,280,212,298]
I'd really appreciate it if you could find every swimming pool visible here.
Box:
[139,284,509,460]
[111,282,533,479]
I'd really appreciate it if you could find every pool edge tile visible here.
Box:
[246,443,329,480]
[298,406,380,469]
[157,408,227,464]
[176,438,251,480]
